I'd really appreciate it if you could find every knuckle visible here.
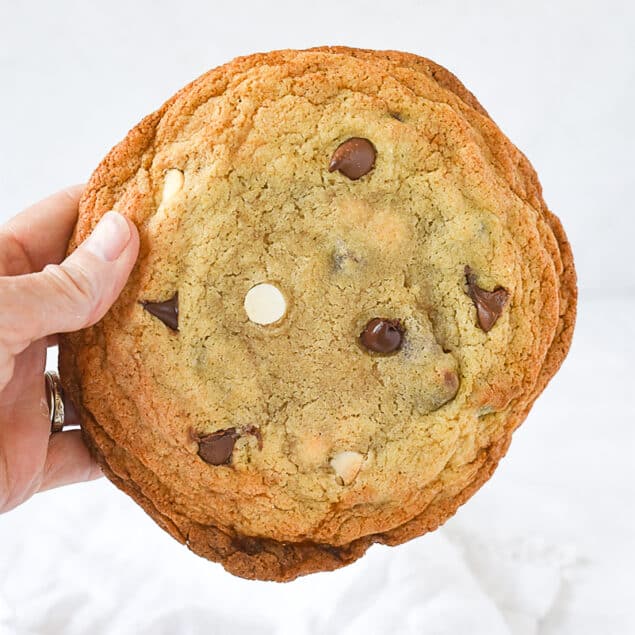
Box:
[0,230,32,275]
[43,263,98,327]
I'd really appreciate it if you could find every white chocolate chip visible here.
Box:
[330,451,363,485]
[244,283,286,325]
[161,169,184,204]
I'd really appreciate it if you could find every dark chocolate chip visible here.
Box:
[196,428,239,465]
[389,112,403,121]
[329,137,376,180]
[360,318,405,354]
[141,292,179,331]
[465,266,509,332]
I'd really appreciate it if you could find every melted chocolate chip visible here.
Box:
[141,292,178,331]
[193,425,263,466]
[329,137,376,180]
[465,266,509,332]
[196,428,239,465]
[360,318,405,354]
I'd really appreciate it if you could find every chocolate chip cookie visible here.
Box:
[59,47,577,581]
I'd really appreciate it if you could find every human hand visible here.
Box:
[0,186,139,513]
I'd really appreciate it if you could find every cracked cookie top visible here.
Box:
[59,47,576,580]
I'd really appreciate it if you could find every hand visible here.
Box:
[0,186,139,513]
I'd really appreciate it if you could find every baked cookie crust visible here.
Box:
[59,47,576,581]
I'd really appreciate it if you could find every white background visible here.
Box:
[0,1,633,634]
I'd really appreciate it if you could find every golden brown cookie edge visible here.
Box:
[58,46,577,581]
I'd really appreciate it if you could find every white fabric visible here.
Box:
[0,498,576,635]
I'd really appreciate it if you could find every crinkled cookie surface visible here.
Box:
[59,47,576,581]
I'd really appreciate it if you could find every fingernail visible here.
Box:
[83,211,131,262]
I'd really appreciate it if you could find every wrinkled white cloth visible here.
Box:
[0,482,577,635]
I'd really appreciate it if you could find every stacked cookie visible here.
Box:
[60,47,576,581]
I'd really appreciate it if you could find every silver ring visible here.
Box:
[45,371,65,434]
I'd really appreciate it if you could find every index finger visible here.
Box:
[0,185,84,276]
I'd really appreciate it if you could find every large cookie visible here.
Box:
[59,47,576,581]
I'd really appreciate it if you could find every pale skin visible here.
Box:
[0,186,139,513]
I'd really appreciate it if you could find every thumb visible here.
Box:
[0,211,139,351]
